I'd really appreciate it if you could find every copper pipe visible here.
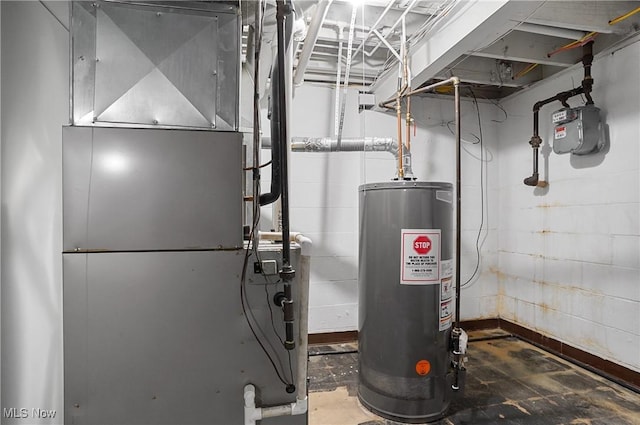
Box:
[396,94,404,179]
[452,76,463,391]
[379,77,460,109]
[406,96,412,152]
[402,24,411,153]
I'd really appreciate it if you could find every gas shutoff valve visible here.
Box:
[551,105,603,155]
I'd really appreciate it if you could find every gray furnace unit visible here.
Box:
[62,126,305,425]
[64,3,306,424]
[358,181,455,423]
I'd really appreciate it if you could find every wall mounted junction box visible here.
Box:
[551,105,603,155]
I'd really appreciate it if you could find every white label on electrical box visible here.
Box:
[439,259,454,331]
[554,126,567,139]
[400,229,440,285]
[552,110,567,123]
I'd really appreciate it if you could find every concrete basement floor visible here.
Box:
[308,329,640,425]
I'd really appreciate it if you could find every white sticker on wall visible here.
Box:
[400,229,440,285]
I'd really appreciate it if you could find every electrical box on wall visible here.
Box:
[551,105,603,155]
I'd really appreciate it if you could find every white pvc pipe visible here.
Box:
[294,234,311,407]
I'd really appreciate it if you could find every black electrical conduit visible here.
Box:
[524,41,594,186]
[274,0,296,352]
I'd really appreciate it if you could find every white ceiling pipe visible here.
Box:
[293,0,334,86]
[518,22,586,40]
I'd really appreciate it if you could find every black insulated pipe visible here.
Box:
[260,2,295,206]
[283,282,294,350]
[259,60,282,206]
[275,0,296,351]
[581,41,594,105]
[524,41,595,186]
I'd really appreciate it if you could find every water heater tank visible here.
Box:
[358,181,455,423]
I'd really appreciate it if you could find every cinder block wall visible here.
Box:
[278,84,501,333]
[497,41,640,373]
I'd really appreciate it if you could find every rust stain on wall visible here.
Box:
[537,202,565,209]
[489,266,508,281]
[538,302,552,313]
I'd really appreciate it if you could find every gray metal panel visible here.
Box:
[552,105,603,155]
[63,249,305,425]
[358,181,454,422]
[63,126,243,251]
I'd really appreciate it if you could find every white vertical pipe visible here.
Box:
[334,25,344,137]
[336,3,359,146]
[294,235,312,403]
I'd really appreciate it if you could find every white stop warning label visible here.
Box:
[400,229,441,285]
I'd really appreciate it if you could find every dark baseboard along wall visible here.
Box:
[309,318,640,391]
